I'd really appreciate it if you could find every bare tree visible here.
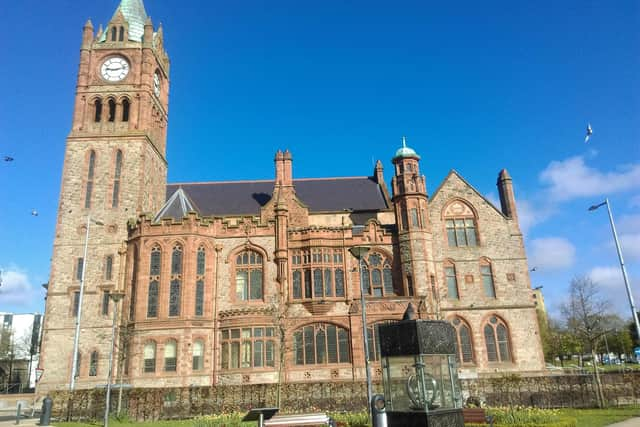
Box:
[561,276,611,407]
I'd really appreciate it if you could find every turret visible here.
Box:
[497,169,518,221]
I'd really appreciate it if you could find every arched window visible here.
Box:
[169,245,182,316]
[84,150,96,208]
[451,317,474,364]
[293,323,350,365]
[367,320,397,362]
[107,99,116,122]
[112,150,122,208]
[118,26,125,42]
[484,315,511,363]
[361,251,394,297]
[121,99,130,122]
[104,254,114,281]
[89,350,99,376]
[235,249,263,301]
[110,27,117,41]
[480,260,496,298]
[443,200,478,247]
[94,99,102,122]
[195,247,205,316]
[192,340,204,371]
[147,246,161,318]
[220,326,276,370]
[143,341,156,373]
[164,340,177,372]
[444,261,459,300]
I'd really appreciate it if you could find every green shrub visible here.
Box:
[329,411,369,427]
[192,414,247,427]
[489,407,561,424]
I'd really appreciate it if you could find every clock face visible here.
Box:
[153,72,161,97]
[101,57,130,82]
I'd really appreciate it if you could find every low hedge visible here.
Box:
[465,418,577,427]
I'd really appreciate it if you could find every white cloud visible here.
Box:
[616,214,640,261]
[0,267,41,308]
[539,156,640,201]
[588,266,640,317]
[528,237,576,271]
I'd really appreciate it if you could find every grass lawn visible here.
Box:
[558,406,640,427]
[54,406,640,427]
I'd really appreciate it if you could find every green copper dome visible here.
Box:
[393,137,421,161]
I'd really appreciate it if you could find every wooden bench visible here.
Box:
[263,412,335,426]
[463,408,493,425]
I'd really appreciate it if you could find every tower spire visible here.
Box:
[110,0,148,42]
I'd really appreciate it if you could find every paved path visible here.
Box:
[606,418,640,426]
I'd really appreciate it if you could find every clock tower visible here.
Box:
[39,0,169,391]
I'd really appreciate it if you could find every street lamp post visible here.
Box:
[589,198,640,343]
[104,292,124,427]
[70,215,104,392]
[348,246,373,414]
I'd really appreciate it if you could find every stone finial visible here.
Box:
[402,302,417,320]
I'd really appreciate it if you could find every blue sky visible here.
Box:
[0,0,638,322]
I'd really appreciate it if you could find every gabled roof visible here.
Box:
[154,188,195,222]
[158,176,389,220]
[430,170,506,218]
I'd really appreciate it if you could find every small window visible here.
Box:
[122,99,130,122]
[445,264,459,300]
[76,258,84,281]
[105,255,114,281]
[111,27,117,41]
[72,291,80,316]
[102,291,110,315]
[164,340,177,372]
[192,340,204,371]
[235,250,263,301]
[143,342,156,373]
[94,99,102,122]
[481,263,496,298]
[195,280,204,316]
[89,351,98,376]
[118,26,124,42]
[410,208,419,228]
[108,99,116,122]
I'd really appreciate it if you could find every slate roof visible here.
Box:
[160,177,389,219]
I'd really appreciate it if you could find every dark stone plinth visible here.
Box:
[379,320,456,357]
[386,409,464,427]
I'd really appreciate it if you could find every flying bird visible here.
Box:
[530,267,537,272]
[584,123,593,143]
[31,209,39,216]
[3,156,14,162]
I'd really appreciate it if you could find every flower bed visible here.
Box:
[465,407,577,427]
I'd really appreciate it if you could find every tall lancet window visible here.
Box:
[112,150,122,208]
[147,246,161,318]
[84,150,96,209]
[169,245,183,316]
[195,247,205,316]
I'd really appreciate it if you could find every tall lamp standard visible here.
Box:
[589,198,640,342]
[348,246,373,413]
[104,291,124,427]
[70,215,104,392]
